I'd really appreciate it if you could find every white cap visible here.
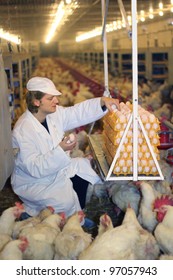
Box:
[26,77,62,96]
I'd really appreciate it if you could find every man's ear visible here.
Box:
[33,99,40,107]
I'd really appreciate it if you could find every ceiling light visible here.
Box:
[0,29,21,44]
[45,1,78,43]
[76,1,172,42]
[159,2,163,9]
[159,10,164,16]
[76,27,102,42]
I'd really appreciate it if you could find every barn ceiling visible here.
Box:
[0,0,172,43]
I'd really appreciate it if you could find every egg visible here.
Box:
[148,159,155,167]
[66,133,75,143]
[148,130,155,138]
[115,123,121,130]
[118,159,125,167]
[145,152,151,159]
[149,114,156,123]
[127,130,133,138]
[152,123,159,130]
[122,152,128,159]
[138,166,142,173]
[122,166,128,173]
[141,144,148,152]
[111,104,117,112]
[126,144,132,152]
[141,114,148,123]
[151,166,157,173]
[126,159,132,167]
[114,166,121,173]
[115,138,121,144]
[143,166,150,174]
[120,144,125,152]
[119,115,127,124]
[152,138,159,145]
[145,123,151,130]
[138,152,143,159]
[140,159,147,166]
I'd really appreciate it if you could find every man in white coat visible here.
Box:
[11,77,120,227]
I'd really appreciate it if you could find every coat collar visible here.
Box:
[25,110,61,147]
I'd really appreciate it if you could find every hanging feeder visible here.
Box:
[158,121,173,149]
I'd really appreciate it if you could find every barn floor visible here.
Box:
[0,177,124,238]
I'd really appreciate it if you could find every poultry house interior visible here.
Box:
[1,0,173,267]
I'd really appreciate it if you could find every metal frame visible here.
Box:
[99,0,164,181]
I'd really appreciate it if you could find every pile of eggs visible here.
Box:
[103,101,160,175]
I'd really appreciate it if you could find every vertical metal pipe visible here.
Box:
[101,0,110,96]
[132,0,138,180]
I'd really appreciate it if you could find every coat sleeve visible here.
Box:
[12,126,71,179]
[57,97,107,131]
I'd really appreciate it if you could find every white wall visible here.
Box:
[0,54,14,190]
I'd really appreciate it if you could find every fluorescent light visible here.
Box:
[45,0,79,44]
[0,29,21,44]
[76,27,102,42]
[45,1,65,43]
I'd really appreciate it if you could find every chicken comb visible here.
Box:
[100,213,110,225]
[153,194,173,210]
[78,210,85,222]
[19,236,28,244]
[102,213,109,221]
[19,236,29,252]
[133,181,141,187]
[47,206,55,213]
[78,210,85,217]
[15,202,24,209]
[59,212,66,220]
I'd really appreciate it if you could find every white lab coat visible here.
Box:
[11,97,106,217]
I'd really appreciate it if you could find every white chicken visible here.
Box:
[97,213,113,237]
[19,213,65,245]
[37,206,55,221]
[22,236,55,260]
[122,206,160,260]
[54,211,92,260]
[151,180,172,196]
[0,202,24,236]
[18,213,65,260]
[0,237,28,260]
[12,206,55,239]
[137,181,159,232]
[0,234,12,251]
[108,181,141,215]
[86,182,110,205]
[79,208,140,260]
[159,254,173,260]
[154,103,172,120]
[12,216,41,239]
[154,205,173,255]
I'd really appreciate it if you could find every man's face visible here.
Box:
[38,94,59,114]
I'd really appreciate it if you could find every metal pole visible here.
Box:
[118,0,132,38]
[132,0,138,181]
[101,0,110,97]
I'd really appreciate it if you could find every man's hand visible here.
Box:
[101,97,120,112]
[59,133,77,151]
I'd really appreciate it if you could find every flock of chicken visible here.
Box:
[0,178,173,260]
[3,56,173,260]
